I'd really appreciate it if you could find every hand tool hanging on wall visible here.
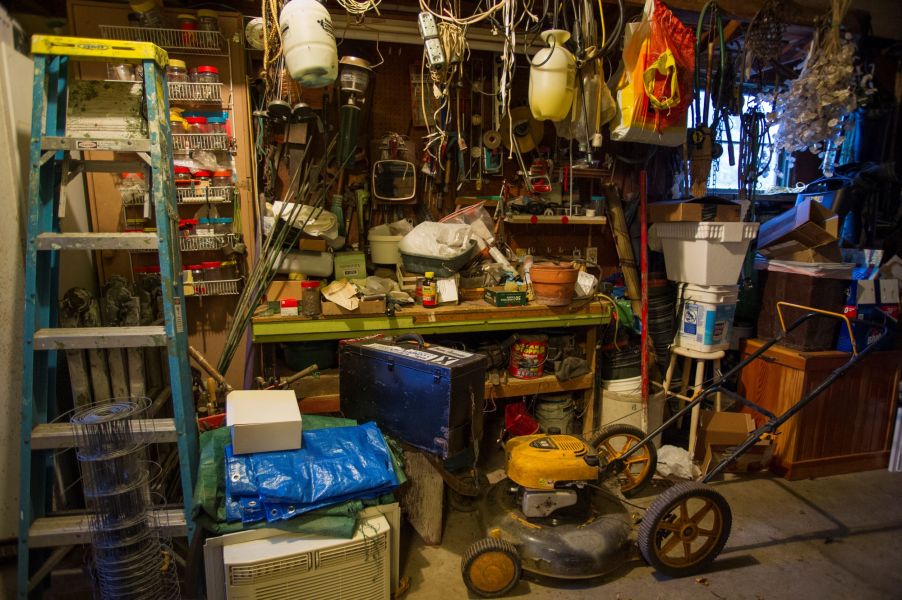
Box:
[689,0,726,197]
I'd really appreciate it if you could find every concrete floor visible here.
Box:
[402,470,902,599]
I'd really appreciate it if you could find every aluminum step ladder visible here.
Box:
[18,35,197,598]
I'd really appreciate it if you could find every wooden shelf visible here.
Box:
[294,371,595,414]
[505,215,607,225]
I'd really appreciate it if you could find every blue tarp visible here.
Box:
[225,421,400,524]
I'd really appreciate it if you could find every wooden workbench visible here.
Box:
[252,299,613,434]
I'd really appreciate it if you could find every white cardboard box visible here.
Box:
[226,391,302,455]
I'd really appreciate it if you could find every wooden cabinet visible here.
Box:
[738,339,901,480]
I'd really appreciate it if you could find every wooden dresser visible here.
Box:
[738,339,901,480]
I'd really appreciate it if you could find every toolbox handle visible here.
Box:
[395,333,426,349]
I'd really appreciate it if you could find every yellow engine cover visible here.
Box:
[505,434,599,490]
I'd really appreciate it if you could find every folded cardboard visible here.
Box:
[757,199,840,262]
[226,390,302,455]
[321,298,386,315]
[648,197,741,223]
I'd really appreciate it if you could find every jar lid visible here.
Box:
[170,114,186,124]
[207,116,226,124]
[174,166,191,174]
[210,217,232,224]
[168,59,187,70]
[201,261,222,268]
[196,65,218,74]
[301,280,321,289]
[130,0,158,12]
[213,169,232,177]
[135,265,160,274]
[221,260,237,266]
[197,9,219,17]
[177,14,197,20]
[198,217,213,224]
[186,264,204,270]
[179,218,199,227]
[425,271,435,278]
[186,116,208,124]
[193,169,213,177]
[120,172,144,179]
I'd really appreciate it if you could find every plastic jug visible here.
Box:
[528,30,576,122]
[280,0,338,88]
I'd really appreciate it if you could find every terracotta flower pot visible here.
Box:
[530,262,579,306]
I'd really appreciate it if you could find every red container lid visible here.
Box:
[301,280,320,289]
[213,169,232,177]
[179,218,199,227]
[280,298,299,307]
[120,172,144,179]
[196,65,218,74]
[201,261,222,269]
[193,170,213,177]
[174,166,191,174]
[186,116,208,124]
[185,263,204,270]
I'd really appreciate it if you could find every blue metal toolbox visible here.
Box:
[340,336,486,458]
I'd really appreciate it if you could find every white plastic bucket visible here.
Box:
[652,221,759,285]
[280,0,338,88]
[600,389,665,447]
[536,393,575,434]
[602,375,642,393]
[369,232,403,265]
[678,283,739,351]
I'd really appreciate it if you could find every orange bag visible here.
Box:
[610,0,696,146]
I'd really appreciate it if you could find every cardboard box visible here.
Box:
[757,199,840,262]
[648,197,741,223]
[226,390,302,455]
[334,251,367,279]
[702,442,773,476]
[321,298,386,316]
[695,410,772,474]
[484,286,528,307]
[267,279,305,301]
[299,237,328,252]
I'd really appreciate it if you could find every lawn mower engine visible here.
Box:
[462,431,645,597]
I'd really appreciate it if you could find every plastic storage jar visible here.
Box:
[178,14,199,45]
[206,116,226,134]
[193,170,213,187]
[170,113,187,134]
[179,218,198,237]
[166,59,189,82]
[130,0,164,27]
[202,261,222,281]
[212,169,232,187]
[192,65,219,84]
[107,63,136,81]
[301,280,322,317]
[196,218,215,236]
[210,217,232,234]
[174,166,192,187]
[185,116,208,134]
[197,9,220,31]
[134,265,160,280]
[220,260,238,279]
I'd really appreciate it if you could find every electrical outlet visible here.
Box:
[418,12,439,38]
[586,247,598,264]
[418,12,446,69]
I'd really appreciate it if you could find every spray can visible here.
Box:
[422,271,437,308]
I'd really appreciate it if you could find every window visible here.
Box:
[704,93,782,192]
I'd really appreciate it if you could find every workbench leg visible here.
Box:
[583,326,598,435]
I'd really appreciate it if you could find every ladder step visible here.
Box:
[36,232,158,251]
[31,418,178,450]
[34,326,168,350]
[42,136,151,153]
[28,509,186,548]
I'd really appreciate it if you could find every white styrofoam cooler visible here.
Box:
[651,221,759,285]
[677,283,739,352]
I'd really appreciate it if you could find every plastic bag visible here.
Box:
[398,222,473,258]
[609,0,695,146]
[441,202,496,244]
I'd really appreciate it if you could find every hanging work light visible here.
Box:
[337,56,373,165]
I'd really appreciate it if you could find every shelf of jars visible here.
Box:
[119,186,236,206]
[99,25,226,56]
[167,81,223,104]
[127,232,241,253]
[172,133,232,152]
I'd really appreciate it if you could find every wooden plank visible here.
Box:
[36,232,158,251]
[487,372,594,399]
[505,215,607,225]
[30,418,178,450]
[33,326,168,349]
[398,450,444,546]
[28,508,186,548]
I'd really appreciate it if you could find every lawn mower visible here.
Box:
[461,303,893,597]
